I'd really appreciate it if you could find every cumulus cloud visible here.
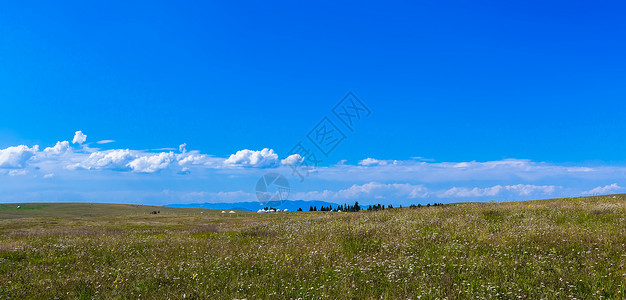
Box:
[69,150,178,173]
[70,149,135,171]
[0,145,39,169]
[281,154,304,166]
[438,184,557,198]
[175,149,225,169]
[128,152,175,173]
[43,141,71,155]
[5,130,626,206]
[224,148,278,167]
[358,158,397,166]
[177,153,212,166]
[582,183,622,195]
[72,131,87,144]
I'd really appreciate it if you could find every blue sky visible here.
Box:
[1,1,626,206]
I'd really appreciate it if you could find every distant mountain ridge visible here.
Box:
[165,200,341,211]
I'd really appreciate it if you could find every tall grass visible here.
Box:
[1,196,625,299]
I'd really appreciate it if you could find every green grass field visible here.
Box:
[1,196,625,299]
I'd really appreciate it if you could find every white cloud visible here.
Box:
[281,154,304,166]
[508,184,557,195]
[411,156,435,162]
[293,182,429,201]
[438,186,502,198]
[5,130,626,206]
[438,184,557,198]
[293,182,558,203]
[43,141,71,155]
[358,158,397,166]
[70,150,179,173]
[177,153,209,166]
[72,131,87,144]
[224,148,278,167]
[128,152,175,173]
[582,183,622,195]
[176,150,222,168]
[313,158,624,185]
[335,182,428,199]
[0,145,39,169]
[9,169,27,176]
[71,149,135,171]
[96,140,115,144]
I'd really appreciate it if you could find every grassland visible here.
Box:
[0,203,207,219]
[1,196,625,299]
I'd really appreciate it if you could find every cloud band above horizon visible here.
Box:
[0,131,623,205]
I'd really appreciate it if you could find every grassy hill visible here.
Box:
[0,202,228,219]
[1,195,625,299]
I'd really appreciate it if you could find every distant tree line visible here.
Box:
[308,201,361,212]
[368,203,443,211]
[304,201,444,212]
